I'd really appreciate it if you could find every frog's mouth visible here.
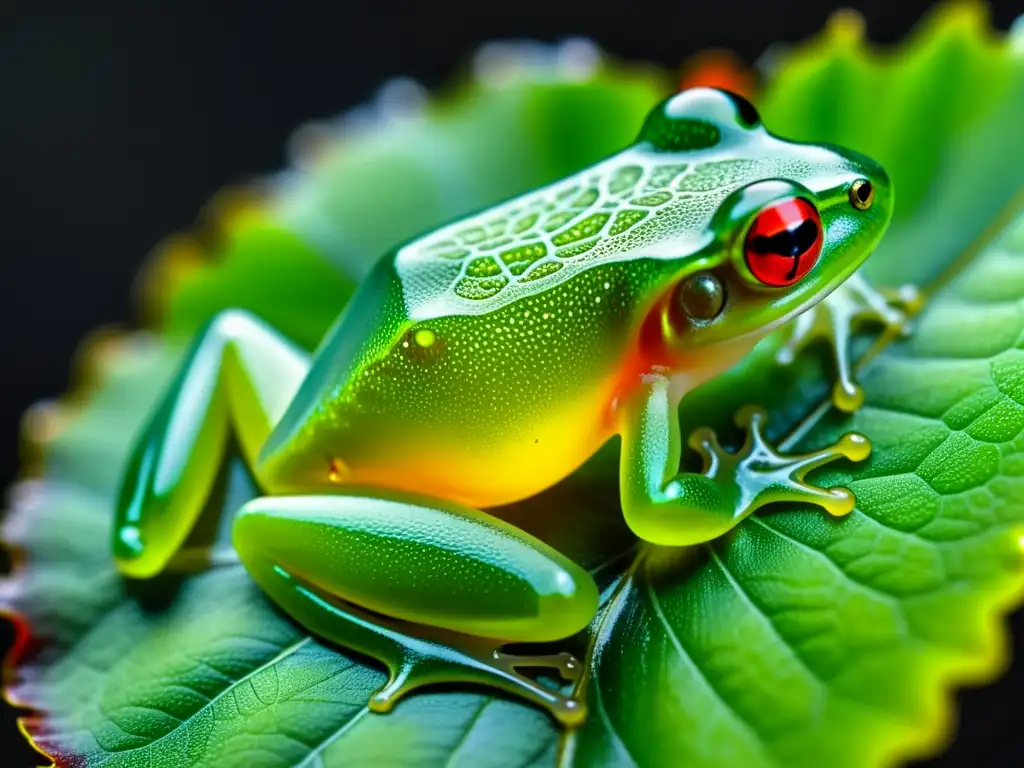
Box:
[735,260,867,347]
[752,257,867,339]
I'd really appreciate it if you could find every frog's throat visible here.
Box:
[757,250,876,340]
[661,254,865,403]
[656,257,858,397]
[666,332,764,402]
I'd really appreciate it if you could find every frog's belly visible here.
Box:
[353,411,610,508]
[258,256,638,506]
[261,386,614,509]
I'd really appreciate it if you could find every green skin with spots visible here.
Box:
[112,88,894,725]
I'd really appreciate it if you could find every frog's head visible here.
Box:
[637,88,892,362]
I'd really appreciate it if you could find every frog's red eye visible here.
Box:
[743,197,822,287]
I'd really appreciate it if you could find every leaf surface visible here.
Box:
[5,12,1024,768]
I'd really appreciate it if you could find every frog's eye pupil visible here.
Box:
[743,198,823,287]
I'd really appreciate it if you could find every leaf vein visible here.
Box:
[442,697,492,768]
[97,636,313,757]
[749,517,906,606]
[293,704,371,768]
[644,580,773,763]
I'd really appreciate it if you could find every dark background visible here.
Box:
[1,1,1022,765]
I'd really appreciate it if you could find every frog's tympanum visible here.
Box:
[113,89,894,725]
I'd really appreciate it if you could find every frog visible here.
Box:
[112,87,896,726]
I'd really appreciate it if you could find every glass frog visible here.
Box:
[113,88,894,725]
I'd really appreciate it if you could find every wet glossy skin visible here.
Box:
[112,88,893,725]
[259,90,890,502]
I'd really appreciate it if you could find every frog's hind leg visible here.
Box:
[232,491,598,725]
[114,310,310,579]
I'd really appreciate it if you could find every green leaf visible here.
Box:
[161,218,357,352]
[5,15,1024,768]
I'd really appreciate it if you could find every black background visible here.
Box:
[2,1,1023,765]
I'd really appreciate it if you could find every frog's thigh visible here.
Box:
[233,492,599,643]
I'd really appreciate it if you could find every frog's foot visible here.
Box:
[494,649,583,681]
[688,406,872,519]
[254,563,587,726]
[776,272,923,412]
[368,632,585,725]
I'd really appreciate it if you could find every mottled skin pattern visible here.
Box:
[260,256,674,504]
[113,88,894,724]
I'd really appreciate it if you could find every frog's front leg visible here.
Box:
[233,491,598,725]
[618,372,871,546]
[114,310,310,578]
[777,272,923,412]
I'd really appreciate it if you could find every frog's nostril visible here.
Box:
[849,179,874,211]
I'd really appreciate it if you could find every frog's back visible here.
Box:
[395,91,846,322]
[395,151,710,319]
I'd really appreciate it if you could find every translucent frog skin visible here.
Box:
[113,89,892,724]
